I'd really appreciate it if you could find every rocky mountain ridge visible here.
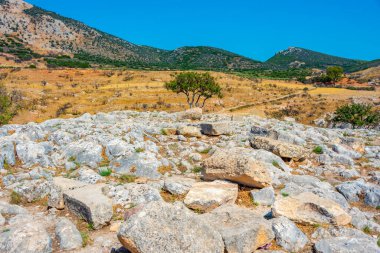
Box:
[0,109,379,252]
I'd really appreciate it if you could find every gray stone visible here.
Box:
[48,177,88,209]
[202,147,272,188]
[0,216,52,253]
[78,168,103,184]
[178,126,202,138]
[178,107,203,120]
[314,237,380,253]
[251,186,275,206]
[118,201,224,253]
[200,204,274,253]
[0,201,28,215]
[200,122,232,136]
[271,216,308,252]
[64,140,103,168]
[250,136,307,160]
[104,183,162,208]
[163,176,196,195]
[272,192,351,225]
[12,179,51,203]
[184,180,238,212]
[63,184,113,229]
[55,217,82,250]
[0,213,4,226]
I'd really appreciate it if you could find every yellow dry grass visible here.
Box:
[0,68,378,125]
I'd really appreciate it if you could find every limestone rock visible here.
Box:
[184,180,238,212]
[314,237,380,253]
[200,204,274,253]
[250,136,307,160]
[118,201,224,253]
[200,122,232,136]
[178,126,202,138]
[48,177,88,209]
[202,147,272,188]
[178,107,202,120]
[251,186,275,206]
[63,184,113,229]
[271,216,309,252]
[272,192,351,225]
[55,217,82,251]
[163,176,196,195]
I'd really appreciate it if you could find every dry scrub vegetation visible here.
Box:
[1,68,379,125]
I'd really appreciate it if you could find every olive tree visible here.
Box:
[165,72,222,108]
[326,66,344,83]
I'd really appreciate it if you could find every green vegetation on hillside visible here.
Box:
[333,103,380,129]
[234,68,312,81]
[0,36,41,61]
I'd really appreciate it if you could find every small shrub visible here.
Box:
[135,147,145,153]
[333,103,380,129]
[199,147,212,154]
[119,174,137,183]
[80,231,90,247]
[313,146,323,154]
[363,226,371,234]
[10,191,22,204]
[192,166,202,173]
[99,168,112,177]
[272,160,280,168]
[281,192,289,197]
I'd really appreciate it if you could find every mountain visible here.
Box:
[0,0,261,70]
[346,59,380,73]
[266,47,366,71]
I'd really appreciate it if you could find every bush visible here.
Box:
[333,103,380,129]
[313,146,323,154]
[0,85,14,125]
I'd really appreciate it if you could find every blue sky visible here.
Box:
[26,0,380,61]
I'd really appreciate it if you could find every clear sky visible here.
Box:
[26,0,380,61]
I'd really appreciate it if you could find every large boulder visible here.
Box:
[200,122,232,136]
[117,201,224,253]
[48,177,88,209]
[272,192,351,226]
[336,179,380,207]
[202,148,272,188]
[178,126,202,138]
[184,180,238,212]
[55,217,83,251]
[200,204,274,253]
[63,184,113,229]
[0,215,52,253]
[178,107,203,120]
[271,216,309,252]
[250,136,307,160]
[11,179,51,203]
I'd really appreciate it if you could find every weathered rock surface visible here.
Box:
[63,184,113,229]
[0,215,52,253]
[200,204,274,253]
[55,217,83,251]
[272,192,351,225]
[163,176,196,195]
[48,177,88,209]
[184,180,238,211]
[314,237,380,253]
[178,126,202,138]
[202,148,272,188]
[200,122,232,136]
[251,186,275,206]
[271,216,309,252]
[118,201,224,253]
[250,136,307,160]
[178,107,203,120]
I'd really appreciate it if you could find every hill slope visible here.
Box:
[0,0,261,70]
[266,47,366,71]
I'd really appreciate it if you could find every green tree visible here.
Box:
[326,66,344,83]
[333,103,380,128]
[165,72,222,108]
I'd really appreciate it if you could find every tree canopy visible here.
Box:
[333,103,380,128]
[165,72,222,108]
[326,66,344,83]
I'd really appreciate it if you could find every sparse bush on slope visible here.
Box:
[333,103,380,129]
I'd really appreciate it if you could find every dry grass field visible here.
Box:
[1,68,379,125]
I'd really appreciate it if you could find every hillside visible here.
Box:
[0,0,261,70]
[266,47,366,71]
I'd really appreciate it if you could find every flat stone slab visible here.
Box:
[184,180,238,212]
[48,177,88,209]
[272,192,351,226]
[63,184,113,229]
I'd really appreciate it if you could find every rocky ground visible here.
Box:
[0,108,379,253]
